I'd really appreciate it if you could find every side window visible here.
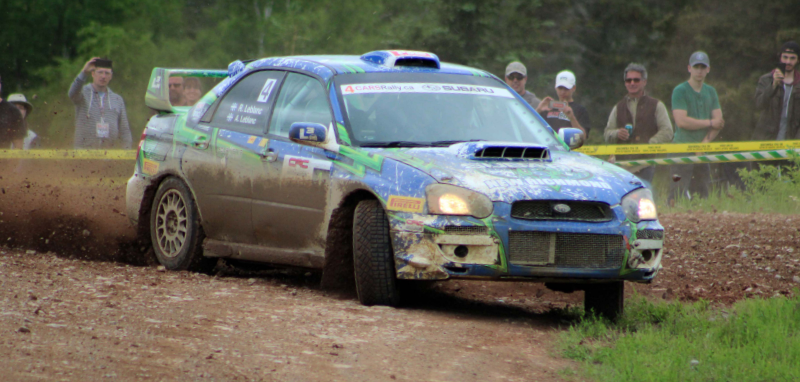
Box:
[211,71,283,133]
[269,73,332,138]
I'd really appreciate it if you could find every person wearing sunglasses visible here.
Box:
[667,51,724,206]
[602,63,673,184]
[504,62,541,107]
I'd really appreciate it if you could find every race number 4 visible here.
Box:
[257,79,277,103]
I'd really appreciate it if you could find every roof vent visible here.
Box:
[360,50,440,69]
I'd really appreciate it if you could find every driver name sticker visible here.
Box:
[341,83,514,98]
[257,78,277,103]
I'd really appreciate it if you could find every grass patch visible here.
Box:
[653,156,800,215]
[558,293,800,381]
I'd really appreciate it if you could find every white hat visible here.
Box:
[7,93,33,116]
[554,70,576,90]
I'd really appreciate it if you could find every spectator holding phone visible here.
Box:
[668,51,724,206]
[602,63,673,184]
[536,70,591,137]
[752,41,800,142]
[504,62,541,107]
[68,57,132,149]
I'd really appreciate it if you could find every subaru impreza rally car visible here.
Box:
[127,50,664,318]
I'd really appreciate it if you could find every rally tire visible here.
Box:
[353,200,400,306]
[584,281,624,320]
[149,177,215,272]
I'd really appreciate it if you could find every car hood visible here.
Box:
[375,142,643,204]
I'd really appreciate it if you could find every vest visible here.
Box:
[616,95,659,160]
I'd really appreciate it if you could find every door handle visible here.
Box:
[191,136,209,150]
[260,149,277,162]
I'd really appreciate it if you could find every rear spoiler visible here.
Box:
[145,68,228,112]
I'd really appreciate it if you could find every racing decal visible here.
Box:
[257,79,277,103]
[142,159,160,176]
[333,146,384,177]
[400,219,425,232]
[387,196,425,213]
[390,50,434,58]
[340,83,514,98]
[247,135,257,144]
[258,138,268,147]
[281,155,332,179]
[484,178,612,190]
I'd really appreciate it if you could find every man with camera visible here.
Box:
[504,62,541,107]
[68,57,132,149]
[602,63,673,183]
[536,70,591,137]
[753,41,800,142]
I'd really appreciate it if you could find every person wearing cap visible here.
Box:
[602,63,673,184]
[504,62,541,107]
[0,75,25,150]
[535,70,591,137]
[668,51,724,206]
[7,93,39,149]
[753,41,800,142]
[68,57,132,149]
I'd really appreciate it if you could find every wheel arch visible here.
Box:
[136,171,205,243]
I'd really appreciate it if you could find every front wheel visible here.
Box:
[352,200,400,306]
[584,281,624,320]
[149,177,214,272]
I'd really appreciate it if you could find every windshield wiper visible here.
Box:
[430,139,487,146]
[359,141,428,148]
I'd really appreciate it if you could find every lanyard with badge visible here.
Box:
[88,91,110,138]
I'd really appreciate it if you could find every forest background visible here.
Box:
[1,0,799,147]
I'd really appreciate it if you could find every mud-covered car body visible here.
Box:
[127,51,664,314]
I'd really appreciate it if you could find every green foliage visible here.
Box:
[559,294,800,382]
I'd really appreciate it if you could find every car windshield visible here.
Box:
[336,73,561,150]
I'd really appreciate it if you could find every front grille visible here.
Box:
[637,230,664,240]
[443,225,488,235]
[508,231,624,268]
[511,201,611,222]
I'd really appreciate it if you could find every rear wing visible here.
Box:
[145,68,228,112]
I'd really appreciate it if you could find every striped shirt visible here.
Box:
[68,73,132,149]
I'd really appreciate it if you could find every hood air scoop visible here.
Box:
[473,145,550,160]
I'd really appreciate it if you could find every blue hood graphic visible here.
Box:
[376,142,643,204]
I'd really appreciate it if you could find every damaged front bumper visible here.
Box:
[388,204,664,283]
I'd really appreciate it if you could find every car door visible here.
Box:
[251,72,334,252]
[184,70,284,243]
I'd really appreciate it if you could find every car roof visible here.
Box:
[242,50,496,82]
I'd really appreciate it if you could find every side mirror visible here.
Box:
[289,122,327,143]
[558,128,584,150]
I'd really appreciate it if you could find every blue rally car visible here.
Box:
[127,50,664,318]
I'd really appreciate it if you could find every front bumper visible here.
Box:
[388,203,663,283]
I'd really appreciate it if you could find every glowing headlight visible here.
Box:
[621,188,657,222]
[426,184,493,219]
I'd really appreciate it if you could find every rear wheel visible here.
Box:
[352,200,399,306]
[584,281,624,320]
[150,177,215,272]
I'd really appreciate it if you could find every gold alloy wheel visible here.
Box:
[154,189,188,258]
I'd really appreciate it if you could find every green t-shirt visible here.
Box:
[671,82,721,143]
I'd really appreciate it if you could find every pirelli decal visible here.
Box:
[387,196,425,213]
[142,159,160,176]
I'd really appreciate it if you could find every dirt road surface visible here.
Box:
[2,159,800,381]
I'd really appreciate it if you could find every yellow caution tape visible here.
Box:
[0,149,136,160]
[576,140,800,156]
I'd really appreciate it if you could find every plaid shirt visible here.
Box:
[68,73,132,149]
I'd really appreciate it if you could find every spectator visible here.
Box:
[753,41,800,141]
[536,70,591,137]
[504,62,541,107]
[7,93,38,149]
[668,51,724,206]
[169,76,187,106]
[0,75,25,149]
[68,57,132,149]
[603,63,673,184]
[183,77,203,106]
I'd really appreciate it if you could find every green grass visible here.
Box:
[651,156,800,215]
[558,293,800,382]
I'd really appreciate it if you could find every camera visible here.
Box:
[777,62,788,74]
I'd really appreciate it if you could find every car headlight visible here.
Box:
[621,188,657,222]
[426,184,493,219]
